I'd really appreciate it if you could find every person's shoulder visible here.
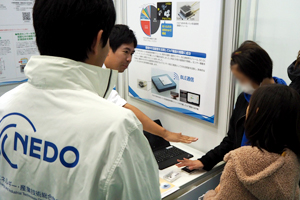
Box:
[224,146,257,162]
[111,106,141,133]
[289,78,300,95]
[234,92,248,110]
[236,92,247,103]
[88,98,141,133]
[224,146,281,165]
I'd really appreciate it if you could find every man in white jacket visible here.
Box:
[0,0,161,200]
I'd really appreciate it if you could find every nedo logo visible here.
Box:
[0,113,79,169]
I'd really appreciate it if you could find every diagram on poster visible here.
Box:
[0,0,38,86]
[128,0,223,123]
[140,5,161,36]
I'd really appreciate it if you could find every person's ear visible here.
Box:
[91,30,104,56]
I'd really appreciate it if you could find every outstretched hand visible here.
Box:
[163,131,198,144]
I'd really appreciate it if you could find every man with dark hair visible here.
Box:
[0,1,160,200]
[104,24,198,143]
[104,24,138,73]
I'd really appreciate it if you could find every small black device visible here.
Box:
[181,166,196,173]
[143,120,193,170]
[138,81,145,88]
[180,5,192,18]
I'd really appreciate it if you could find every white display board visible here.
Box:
[0,0,38,85]
[127,0,223,123]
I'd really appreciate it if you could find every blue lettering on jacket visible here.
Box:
[0,113,80,169]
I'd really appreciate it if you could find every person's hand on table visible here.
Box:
[176,158,204,170]
[163,131,198,144]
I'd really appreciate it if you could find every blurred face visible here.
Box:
[231,64,259,89]
[231,64,260,95]
[105,43,135,73]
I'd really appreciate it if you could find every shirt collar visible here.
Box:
[25,55,118,99]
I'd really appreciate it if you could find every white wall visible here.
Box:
[241,0,300,85]
[117,0,239,153]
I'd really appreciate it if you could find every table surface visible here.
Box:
[159,143,224,199]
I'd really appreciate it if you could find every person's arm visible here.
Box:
[102,123,161,200]
[177,94,246,171]
[124,103,198,143]
[176,113,236,170]
[198,94,246,171]
[198,125,235,171]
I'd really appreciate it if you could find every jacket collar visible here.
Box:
[25,55,118,99]
[244,76,287,103]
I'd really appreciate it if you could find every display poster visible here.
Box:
[127,0,223,123]
[0,0,38,85]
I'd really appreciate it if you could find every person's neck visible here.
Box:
[104,60,110,69]
[261,77,275,86]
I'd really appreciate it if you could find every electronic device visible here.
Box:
[163,171,181,182]
[181,166,196,173]
[143,120,193,170]
[138,81,146,88]
[170,91,179,99]
[152,74,176,92]
[180,5,192,18]
[178,2,200,20]
[180,90,201,106]
[187,92,200,106]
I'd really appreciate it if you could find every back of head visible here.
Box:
[109,24,137,52]
[33,0,116,62]
[231,40,273,85]
[245,84,300,156]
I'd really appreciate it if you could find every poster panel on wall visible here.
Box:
[127,0,223,123]
[0,0,38,86]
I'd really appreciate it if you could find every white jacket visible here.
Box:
[0,56,161,200]
[102,64,127,107]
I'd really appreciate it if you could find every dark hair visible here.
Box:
[109,24,137,53]
[245,84,300,156]
[33,0,116,62]
[231,40,273,85]
[295,50,300,69]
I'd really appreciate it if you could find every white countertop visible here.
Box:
[159,142,223,188]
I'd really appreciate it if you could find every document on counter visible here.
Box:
[159,178,179,198]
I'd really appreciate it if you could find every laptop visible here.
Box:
[143,120,193,170]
